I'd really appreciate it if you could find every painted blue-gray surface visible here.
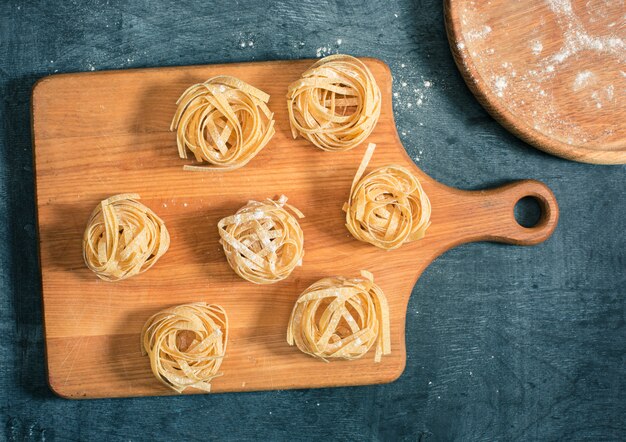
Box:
[1,0,624,440]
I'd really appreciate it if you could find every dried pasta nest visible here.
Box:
[287,54,381,152]
[343,143,431,250]
[141,302,228,393]
[287,271,390,362]
[170,75,275,171]
[218,195,305,284]
[82,193,170,281]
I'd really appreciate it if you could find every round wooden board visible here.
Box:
[445,0,626,164]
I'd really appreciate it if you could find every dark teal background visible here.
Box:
[1,0,624,440]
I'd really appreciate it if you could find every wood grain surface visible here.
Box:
[31,58,558,399]
[445,0,626,164]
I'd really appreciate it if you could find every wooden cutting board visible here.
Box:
[32,58,559,399]
[445,0,626,164]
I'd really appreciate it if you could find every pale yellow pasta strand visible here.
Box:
[287,271,390,362]
[343,143,431,250]
[141,302,228,393]
[218,195,304,284]
[287,54,381,152]
[82,194,170,281]
[171,76,275,171]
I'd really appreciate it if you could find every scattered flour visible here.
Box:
[573,70,594,91]
[315,47,328,57]
[392,69,429,110]
[465,25,492,41]
[605,85,614,101]
[546,0,625,66]
[546,0,573,14]
[237,34,255,50]
[458,0,624,146]
[315,39,342,57]
[392,64,432,161]
[494,76,507,97]
[591,91,602,108]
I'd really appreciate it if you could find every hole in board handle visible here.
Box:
[514,196,542,228]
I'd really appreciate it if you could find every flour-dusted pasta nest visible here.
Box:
[287,271,390,362]
[343,143,431,250]
[171,75,275,171]
[141,302,228,393]
[82,194,170,281]
[218,195,305,284]
[287,54,381,152]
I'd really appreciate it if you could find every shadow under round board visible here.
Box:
[31,57,558,399]
[445,0,626,164]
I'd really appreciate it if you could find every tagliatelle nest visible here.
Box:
[141,303,228,393]
[170,75,275,171]
[287,270,390,362]
[343,143,431,250]
[218,195,305,284]
[287,54,381,152]
[82,194,170,281]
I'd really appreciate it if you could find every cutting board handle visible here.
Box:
[445,179,559,247]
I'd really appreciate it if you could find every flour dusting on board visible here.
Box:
[466,25,492,40]
[457,0,625,147]
[545,0,626,66]
[531,40,543,55]
[494,76,507,97]
[573,70,595,91]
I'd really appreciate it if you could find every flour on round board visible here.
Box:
[455,0,624,147]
